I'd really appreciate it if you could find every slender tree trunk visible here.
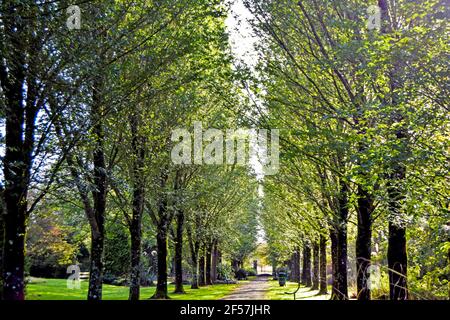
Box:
[386,134,408,300]
[128,201,143,301]
[387,162,408,299]
[312,241,320,290]
[173,210,185,294]
[0,187,4,299]
[292,248,300,282]
[387,221,407,300]
[319,234,328,295]
[211,241,218,283]
[447,233,450,300]
[88,232,104,300]
[190,242,199,289]
[356,185,373,300]
[205,243,213,285]
[129,223,141,300]
[231,259,239,272]
[337,225,348,299]
[330,181,349,300]
[128,113,145,301]
[378,0,408,301]
[87,77,107,301]
[303,244,312,287]
[199,254,206,286]
[330,229,338,297]
[152,225,169,299]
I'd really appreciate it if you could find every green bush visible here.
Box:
[245,268,257,276]
[217,264,234,280]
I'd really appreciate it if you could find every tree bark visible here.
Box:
[312,241,320,290]
[128,113,145,301]
[152,225,169,299]
[330,229,338,297]
[356,185,373,300]
[379,0,408,301]
[0,187,4,299]
[87,77,107,301]
[205,242,213,285]
[387,220,407,300]
[173,210,185,294]
[88,232,104,300]
[319,234,328,294]
[211,241,218,283]
[129,220,142,300]
[231,259,239,272]
[187,224,200,289]
[0,2,30,300]
[331,181,349,300]
[199,254,206,286]
[302,244,312,287]
[291,248,300,282]
[190,241,199,289]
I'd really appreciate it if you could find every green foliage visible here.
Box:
[244,268,257,277]
[104,219,130,278]
[26,214,77,278]
[217,264,234,281]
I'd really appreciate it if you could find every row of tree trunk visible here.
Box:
[289,238,327,295]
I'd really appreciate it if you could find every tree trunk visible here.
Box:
[87,77,107,301]
[302,244,312,287]
[387,222,407,300]
[152,226,169,299]
[173,210,185,294]
[199,254,206,286]
[205,243,213,285]
[330,181,349,300]
[312,241,320,290]
[386,136,408,300]
[1,6,31,300]
[356,185,373,300]
[211,241,218,283]
[88,232,104,300]
[231,259,239,272]
[330,229,338,297]
[2,203,26,301]
[319,234,328,295]
[128,113,145,301]
[336,225,348,299]
[190,242,199,289]
[0,187,4,299]
[129,222,141,300]
[379,0,408,301]
[291,248,300,282]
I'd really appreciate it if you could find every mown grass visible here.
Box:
[25,277,240,300]
[265,279,331,300]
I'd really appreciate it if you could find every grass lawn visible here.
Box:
[25,277,241,300]
[265,279,331,300]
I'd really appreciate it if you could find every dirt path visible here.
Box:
[222,276,270,300]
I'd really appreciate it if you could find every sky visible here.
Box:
[225,1,268,246]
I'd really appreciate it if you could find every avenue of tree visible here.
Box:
[0,0,449,301]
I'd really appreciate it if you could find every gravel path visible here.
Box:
[221,276,270,300]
